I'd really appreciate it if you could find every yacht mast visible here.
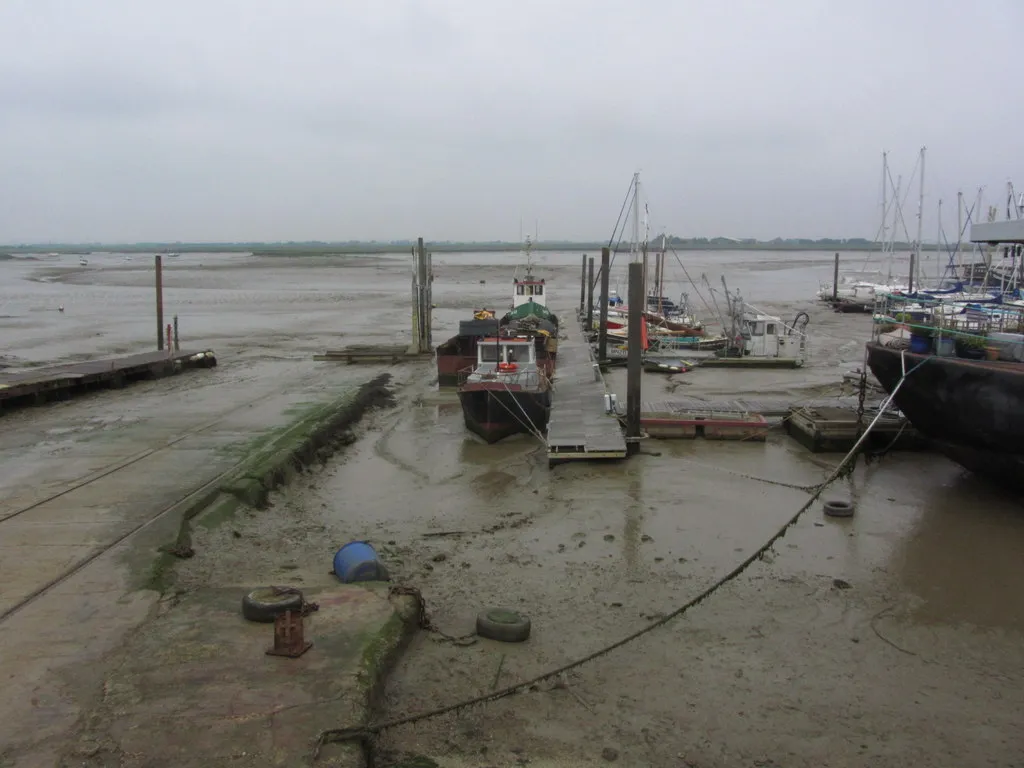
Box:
[631,172,640,263]
[914,146,926,290]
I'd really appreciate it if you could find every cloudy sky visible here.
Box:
[1,0,1021,243]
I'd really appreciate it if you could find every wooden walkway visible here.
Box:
[0,349,216,411]
[547,314,627,464]
[642,395,877,420]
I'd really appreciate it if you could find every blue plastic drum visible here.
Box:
[333,541,383,583]
[909,334,931,354]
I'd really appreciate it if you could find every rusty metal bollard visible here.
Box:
[265,610,312,658]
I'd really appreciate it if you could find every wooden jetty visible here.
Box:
[547,315,627,465]
[641,408,769,440]
[0,349,216,412]
[314,344,429,364]
[642,396,868,421]
[696,355,803,369]
[784,405,926,453]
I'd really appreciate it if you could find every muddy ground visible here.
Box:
[1,250,1023,767]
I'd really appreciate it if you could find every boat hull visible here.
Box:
[457,386,551,443]
[865,341,1024,490]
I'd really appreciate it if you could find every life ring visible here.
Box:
[497,362,518,372]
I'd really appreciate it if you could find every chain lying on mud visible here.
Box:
[389,585,476,646]
[270,586,320,616]
[313,357,925,760]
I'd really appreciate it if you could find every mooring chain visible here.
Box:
[314,363,930,762]
[270,586,320,616]
[389,585,476,645]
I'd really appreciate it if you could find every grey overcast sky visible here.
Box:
[1,0,1021,244]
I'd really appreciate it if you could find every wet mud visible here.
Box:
[1,250,1022,767]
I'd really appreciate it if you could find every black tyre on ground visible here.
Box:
[823,499,855,518]
[241,587,304,623]
[476,608,531,643]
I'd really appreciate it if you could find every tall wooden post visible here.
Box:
[908,252,916,294]
[579,254,587,314]
[832,252,840,301]
[411,237,431,354]
[173,314,179,351]
[598,247,610,363]
[155,254,164,351]
[586,256,595,332]
[626,261,643,454]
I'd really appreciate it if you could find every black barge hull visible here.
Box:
[458,387,551,444]
[865,341,1024,491]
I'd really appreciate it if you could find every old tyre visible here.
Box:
[476,608,531,643]
[823,499,855,518]
[241,587,304,623]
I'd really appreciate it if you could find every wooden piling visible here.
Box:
[598,247,610,363]
[908,252,915,293]
[832,252,839,301]
[173,315,180,351]
[586,256,595,332]
[626,261,643,454]
[579,254,587,314]
[155,254,164,351]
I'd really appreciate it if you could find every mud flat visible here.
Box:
[2,250,1023,766]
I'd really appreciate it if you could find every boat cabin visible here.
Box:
[477,337,537,369]
[513,277,546,309]
[736,309,804,360]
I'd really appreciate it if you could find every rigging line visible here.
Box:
[500,375,547,442]
[857,194,903,275]
[593,178,637,293]
[314,356,928,756]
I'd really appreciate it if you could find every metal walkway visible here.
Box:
[547,315,627,464]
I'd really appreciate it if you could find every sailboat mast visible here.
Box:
[881,151,888,251]
[631,172,640,263]
[888,175,901,284]
[935,198,942,284]
[956,190,963,275]
[921,145,929,290]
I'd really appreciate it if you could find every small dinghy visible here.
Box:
[643,359,693,374]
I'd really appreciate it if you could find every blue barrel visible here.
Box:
[333,541,382,583]
[909,334,931,354]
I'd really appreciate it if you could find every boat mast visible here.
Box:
[888,175,901,284]
[914,146,926,290]
[956,190,963,276]
[935,198,942,284]
[631,172,641,264]
[880,151,888,274]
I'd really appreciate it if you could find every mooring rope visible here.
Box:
[314,353,928,758]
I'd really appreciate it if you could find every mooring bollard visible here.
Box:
[173,315,179,351]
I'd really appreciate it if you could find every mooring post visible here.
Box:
[579,254,587,315]
[626,261,643,454]
[173,314,179,351]
[598,247,610,363]
[832,252,840,301]
[155,254,164,351]
[166,324,172,355]
[419,237,430,353]
[586,256,595,333]
[908,252,915,294]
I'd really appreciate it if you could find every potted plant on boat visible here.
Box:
[954,333,987,360]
